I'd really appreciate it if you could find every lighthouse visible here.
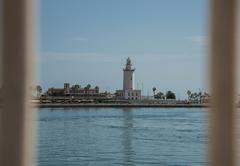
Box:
[123,57,135,90]
[116,58,141,100]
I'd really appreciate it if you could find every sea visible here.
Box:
[37,108,208,166]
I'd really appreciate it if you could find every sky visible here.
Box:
[39,0,208,98]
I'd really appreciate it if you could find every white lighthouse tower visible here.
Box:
[116,58,141,100]
[123,57,135,90]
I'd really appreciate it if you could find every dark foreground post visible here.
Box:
[209,0,237,166]
[0,0,36,166]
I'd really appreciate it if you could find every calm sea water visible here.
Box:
[37,108,207,166]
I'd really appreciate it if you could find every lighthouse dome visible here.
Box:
[126,57,132,65]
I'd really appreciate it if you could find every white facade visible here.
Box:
[116,89,141,100]
[116,58,141,100]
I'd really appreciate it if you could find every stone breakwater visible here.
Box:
[35,103,209,108]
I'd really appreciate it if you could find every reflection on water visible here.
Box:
[122,109,134,166]
[37,108,207,166]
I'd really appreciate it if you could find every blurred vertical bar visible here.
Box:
[0,1,2,86]
[237,1,240,165]
[209,0,237,166]
[0,0,36,166]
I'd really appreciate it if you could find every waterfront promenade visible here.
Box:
[36,103,208,108]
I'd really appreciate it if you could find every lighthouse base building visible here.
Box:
[116,89,141,100]
[116,58,141,100]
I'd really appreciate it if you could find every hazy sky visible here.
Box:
[39,0,208,98]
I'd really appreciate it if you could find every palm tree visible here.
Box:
[73,84,80,93]
[95,86,99,90]
[95,86,99,93]
[86,84,91,89]
[152,87,157,96]
[36,85,42,98]
[192,92,198,103]
[187,90,191,101]
[75,84,80,90]
[198,92,202,104]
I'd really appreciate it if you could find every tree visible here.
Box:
[36,85,42,98]
[86,84,91,89]
[95,86,99,93]
[192,92,198,103]
[154,92,164,99]
[202,92,211,103]
[95,86,99,90]
[187,90,192,101]
[165,91,176,99]
[198,92,202,104]
[152,87,157,96]
[75,84,80,89]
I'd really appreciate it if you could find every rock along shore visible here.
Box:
[35,103,209,108]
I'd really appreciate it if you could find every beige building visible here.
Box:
[46,83,100,97]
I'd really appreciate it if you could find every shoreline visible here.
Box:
[35,103,209,108]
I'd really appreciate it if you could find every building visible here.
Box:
[116,58,141,100]
[46,83,102,98]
